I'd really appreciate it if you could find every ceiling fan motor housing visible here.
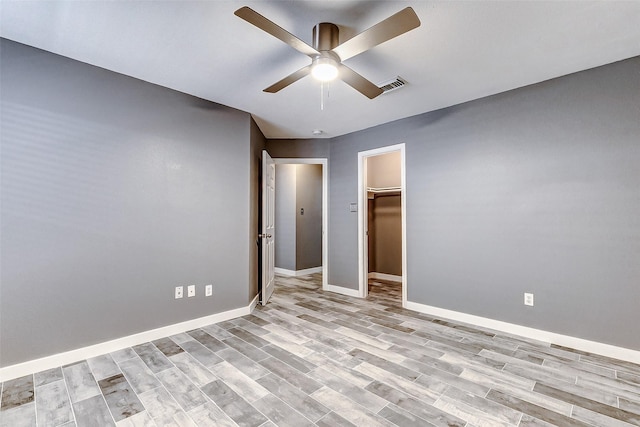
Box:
[312,23,339,52]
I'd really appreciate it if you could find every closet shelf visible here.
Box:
[367,187,402,193]
[367,186,402,198]
[367,186,401,193]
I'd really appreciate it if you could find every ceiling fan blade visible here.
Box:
[235,7,319,57]
[332,7,420,61]
[264,65,312,93]
[338,64,384,99]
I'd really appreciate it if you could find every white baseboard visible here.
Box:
[368,272,402,282]
[274,267,295,276]
[249,293,259,312]
[275,266,322,277]
[324,283,361,298]
[405,300,640,364]
[0,296,260,382]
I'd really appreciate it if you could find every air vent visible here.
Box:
[378,76,407,94]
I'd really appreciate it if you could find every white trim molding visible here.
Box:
[0,294,260,382]
[368,272,403,282]
[275,266,323,277]
[406,300,640,364]
[357,144,407,307]
[324,284,361,298]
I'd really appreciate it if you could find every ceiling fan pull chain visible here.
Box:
[320,81,331,111]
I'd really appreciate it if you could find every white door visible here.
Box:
[261,150,276,305]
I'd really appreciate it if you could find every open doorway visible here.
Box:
[273,158,328,291]
[358,144,406,306]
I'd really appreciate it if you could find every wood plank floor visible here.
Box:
[1,273,639,426]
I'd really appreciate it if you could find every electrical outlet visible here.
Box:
[187,285,195,298]
[205,284,213,297]
[175,286,183,299]
[524,293,534,306]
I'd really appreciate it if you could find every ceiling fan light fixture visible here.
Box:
[235,6,420,98]
[311,57,338,82]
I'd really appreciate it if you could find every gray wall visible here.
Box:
[266,139,329,159]
[0,39,256,366]
[2,39,637,368]
[286,57,640,350]
[274,165,297,271]
[296,164,323,270]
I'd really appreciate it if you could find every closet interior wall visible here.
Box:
[367,152,402,278]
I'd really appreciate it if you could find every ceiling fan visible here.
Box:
[234,6,421,99]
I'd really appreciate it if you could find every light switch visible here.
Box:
[349,203,357,212]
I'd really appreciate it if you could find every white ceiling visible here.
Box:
[2,1,639,139]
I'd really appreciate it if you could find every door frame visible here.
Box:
[273,158,329,291]
[357,143,407,307]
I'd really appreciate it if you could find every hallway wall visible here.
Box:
[275,164,322,271]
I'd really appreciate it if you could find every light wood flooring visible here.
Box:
[1,273,640,426]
